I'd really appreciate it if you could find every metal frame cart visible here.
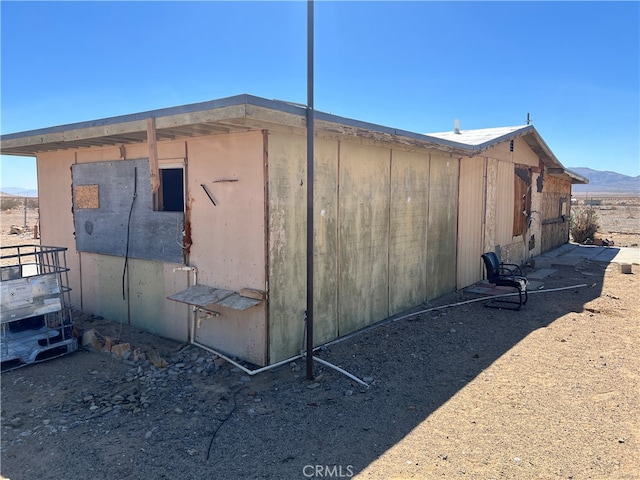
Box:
[1,245,77,370]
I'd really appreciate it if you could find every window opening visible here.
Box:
[159,168,184,212]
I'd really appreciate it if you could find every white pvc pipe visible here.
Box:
[312,356,369,388]
[187,282,589,383]
[321,283,590,349]
[192,339,302,376]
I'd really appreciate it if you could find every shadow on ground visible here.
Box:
[1,244,636,479]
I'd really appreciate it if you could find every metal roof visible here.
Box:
[0,93,587,184]
[427,124,588,184]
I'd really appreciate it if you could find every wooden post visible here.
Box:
[147,118,160,209]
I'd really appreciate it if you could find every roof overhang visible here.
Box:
[1,93,588,185]
[1,94,471,158]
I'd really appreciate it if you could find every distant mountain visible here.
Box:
[568,167,640,194]
[0,188,38,197]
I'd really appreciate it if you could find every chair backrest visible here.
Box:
[481,252,500,282]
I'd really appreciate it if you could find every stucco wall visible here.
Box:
[37,133,268,364]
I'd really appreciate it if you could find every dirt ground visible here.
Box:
[1,201,639,480]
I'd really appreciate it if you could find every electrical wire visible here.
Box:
[122,166,138,301]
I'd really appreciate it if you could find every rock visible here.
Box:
[82,330,103,351]
[240,376,251,383]
[214,357,226,367]
[345,390,353,397]
[307,382,320,389]
[89,405,99,411]
[174,408,184,414]
[9,418,23,428]
[363,376,374,383]
[9,225,25,234]
[112,395,125,403]
[83,395,94,403]
[111,343,131,358]
[145,430,153,439]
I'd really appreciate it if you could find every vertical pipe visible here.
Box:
[306,0,315,381]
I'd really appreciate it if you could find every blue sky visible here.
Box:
[1,1,639,190]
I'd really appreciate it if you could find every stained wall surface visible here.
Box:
[267,132,459,363]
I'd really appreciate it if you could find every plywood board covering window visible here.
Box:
[513,166,532,236]
[75,185,99,209]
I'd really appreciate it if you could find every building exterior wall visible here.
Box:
[267,132,458,363]
[38,132,268,365]
[35,123,574,366]
[457,139,554,288]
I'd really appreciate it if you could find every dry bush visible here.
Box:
[570,207,600,243]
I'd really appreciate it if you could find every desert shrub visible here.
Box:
[570,207,600,243]
[1,197,21,211]
[0,197,38,211]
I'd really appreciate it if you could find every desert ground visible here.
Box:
[1,196,639,480]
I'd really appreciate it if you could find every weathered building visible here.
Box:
[1,94,587,366]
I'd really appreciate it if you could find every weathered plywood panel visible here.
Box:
[457,157,486,289]
[388,150,430,315]
[88,253,128,324]
[313,139,339,345]
[338,142,390,335]
[266,132,307,362]
[426,155,459,299]
[127,259,167,336]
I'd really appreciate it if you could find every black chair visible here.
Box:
[481,252,528,310]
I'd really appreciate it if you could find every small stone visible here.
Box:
[174,362,186,369]
[240,376,251,383]
[345,390,353,397]
[89,370,99,375]
[111,343,131,358]
[187,449,197,456]
[101,406,113,414]
[363,376,374,383]
[174,408,184,414]
[307,382,320,389]
[145,431,153,439]
[112,395,125,403]
[618,438,626,443]
[9,418,23,428]
[43,419,51,425]
[89,405,99,411]
[83,395,94,403]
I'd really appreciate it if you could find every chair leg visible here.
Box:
[484,287,525,311]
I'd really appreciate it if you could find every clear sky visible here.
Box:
[1,1,639,190]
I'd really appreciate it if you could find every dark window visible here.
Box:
[160,168,184,212]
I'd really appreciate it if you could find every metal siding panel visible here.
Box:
[338,142,390,335]
[426,155,459,299]
[496,160,514,246]
[388,150,430,315]
[457,157,485,288]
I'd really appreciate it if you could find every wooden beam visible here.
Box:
[147,118,160,203]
